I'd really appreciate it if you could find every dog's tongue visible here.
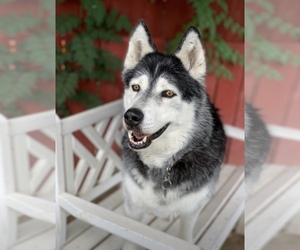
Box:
[132,131,148,140]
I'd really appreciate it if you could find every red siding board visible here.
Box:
[284,73,300,129]
[252,64,298,124]
[274,140,300,165]
[245,72,257,102]
[266,138,277,164]
[206,73,218,102]
[214,64,244,125]
[235,88,245,128]
[270,65,300,165]
[227,140,244,165]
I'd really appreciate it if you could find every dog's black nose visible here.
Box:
[124,108,144,126]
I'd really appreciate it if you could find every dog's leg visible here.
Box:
[179,188,212,243]
[122,203,144,250]
[178,200,206,243]
[179,211,198,243]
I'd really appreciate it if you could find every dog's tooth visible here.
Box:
[129,135,134,143]
[142,137,147,143]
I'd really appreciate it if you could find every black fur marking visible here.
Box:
[174,26,203,54]
[136,20,157,52]
[245,103,271,185]
[123,53,205,102]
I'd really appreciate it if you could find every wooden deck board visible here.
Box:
[246,167,300,223]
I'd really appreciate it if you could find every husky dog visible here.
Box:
[121,20,226,248]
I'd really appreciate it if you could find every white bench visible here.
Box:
[0,111,56,250]
[3,100,300,250]
[0,100,245,250]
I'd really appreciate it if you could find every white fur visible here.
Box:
[175,30,206,83]
[123,75,149,111]
[123,76,196,167]
[124,24,155,70]
[123,173,210,218]
[122,171,210,248]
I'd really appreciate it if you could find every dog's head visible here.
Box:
[122,20,207,151]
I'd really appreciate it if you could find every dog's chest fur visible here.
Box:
[123,171,211,218]
[121,135,221,217]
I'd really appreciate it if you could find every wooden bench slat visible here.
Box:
[246,167,300,223]
[10,226,54,250]
[60,100,122,134]
[59,193,199,250]
[246,178,300,250]
[13,220,54,246]
[193,167,244,242]
[63,189,123,247]
[197,181,244,250]
[6,193,55,224]
[251,165,286,194]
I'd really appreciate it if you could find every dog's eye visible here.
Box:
[162,90,176,98]
[132,84,140,92]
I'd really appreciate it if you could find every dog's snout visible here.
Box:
[124,108,144,126]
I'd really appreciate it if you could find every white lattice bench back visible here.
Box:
[0,110,56,249]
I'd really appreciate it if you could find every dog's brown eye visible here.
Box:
[132,84,140,92]
[162,90,176,98]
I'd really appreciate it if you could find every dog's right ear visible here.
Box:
[123,20,156,71]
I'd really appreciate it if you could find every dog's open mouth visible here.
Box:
[128,123,170,150]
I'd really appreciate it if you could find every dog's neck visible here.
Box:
[136,137,189,169]
[138,147,177,168]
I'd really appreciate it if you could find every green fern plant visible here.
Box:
[246,0,300,79]
[0,0,55,117]
[167,0,244,80]
[56,0,132,117]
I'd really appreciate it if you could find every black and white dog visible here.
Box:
[121,20,226,248]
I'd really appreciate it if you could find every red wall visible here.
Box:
[0,0,55,116]
[246,0,300,166]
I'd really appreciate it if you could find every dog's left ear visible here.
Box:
[123,20,156,71]
[175,27,206,83]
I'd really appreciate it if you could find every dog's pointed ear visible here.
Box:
[175,27,206,83]
[123,20,156,71]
